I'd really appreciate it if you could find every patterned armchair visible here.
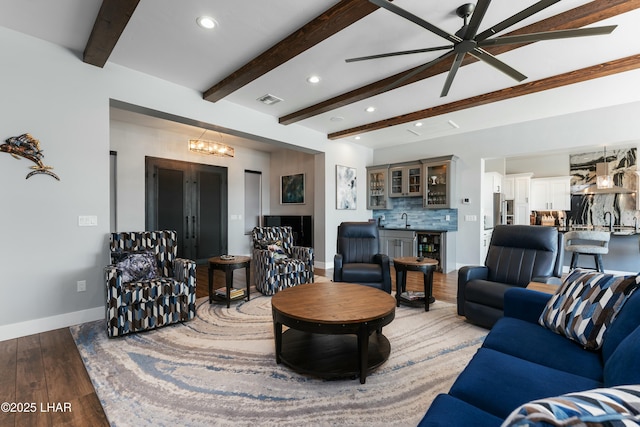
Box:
[105,230,197,337]
[251,226,314,295]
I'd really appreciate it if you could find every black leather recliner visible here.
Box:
[334,222,392,293]
[458,225,564,329]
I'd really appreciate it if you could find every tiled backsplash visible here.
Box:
[372,197,458,231]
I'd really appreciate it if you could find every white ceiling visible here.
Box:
[1,0,638,151]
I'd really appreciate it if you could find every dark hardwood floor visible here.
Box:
[1,266,458,426]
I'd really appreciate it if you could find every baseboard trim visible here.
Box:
[0,306,104,342]
[315,261,332,270]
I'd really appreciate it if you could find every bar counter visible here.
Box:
[556,226,639,274]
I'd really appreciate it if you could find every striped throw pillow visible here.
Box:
[539,269,640,350]
[502,385,640,427]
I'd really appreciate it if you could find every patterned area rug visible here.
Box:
[71,291,486,427]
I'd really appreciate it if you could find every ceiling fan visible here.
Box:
[346,0,617,97]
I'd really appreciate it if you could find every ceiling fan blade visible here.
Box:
[464,0,491,40]
[478,25,617,47]
[383,50,455,92]
[469,47,527,82]
[369,0,460,43]
[476,0,560,42]
[440,53,466,97]
[346,45,453,63]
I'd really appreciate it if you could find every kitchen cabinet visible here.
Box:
[485,172,503,193]
[423,155,457,209]
[366,165,390,209]
[389,163,423,197]
[530,176,571,211]
[379,229,416,259]
[506,173,533,225]
[503,176,515,200]
[483,172,503,228]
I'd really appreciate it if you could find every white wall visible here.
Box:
[0,28,110,340]
[0,26,371,340]
[319,142,374,269]
[507,153,570,177]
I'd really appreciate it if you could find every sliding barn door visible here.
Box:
[146,157,228,263]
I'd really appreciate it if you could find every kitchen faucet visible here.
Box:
[401,212,410,229]
[604,211,613,232]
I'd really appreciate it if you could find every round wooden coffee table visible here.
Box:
[393,257,438,311]
[271,282,396,384]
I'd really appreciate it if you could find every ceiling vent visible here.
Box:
[257,94,283,105]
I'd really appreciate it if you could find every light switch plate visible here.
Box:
[78,215,98,226]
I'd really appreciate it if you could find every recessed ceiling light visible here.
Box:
[414,122,423,127]
[196,16,217,30]
[330,116,344,122]
[365,106,376,113]
[354,136,361,140]
[307,75,320,84]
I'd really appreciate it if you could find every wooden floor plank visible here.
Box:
[0,338,17,427]
[15,335,51,427]
[40,328,95,400]
[49,392,109,427]
[40,329,109,427]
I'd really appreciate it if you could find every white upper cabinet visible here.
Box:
[485,172,503,193]
[530,177,571,211]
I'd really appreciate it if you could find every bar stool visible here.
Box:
[564,230,610,272]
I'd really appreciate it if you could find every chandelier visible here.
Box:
[188,130,234,157]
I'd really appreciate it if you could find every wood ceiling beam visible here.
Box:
[327,54,640,140]
[203,0,389,103]
[280,0,640,125]
[83,0,140,67]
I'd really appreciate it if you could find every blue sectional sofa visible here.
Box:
[419,280,640,426]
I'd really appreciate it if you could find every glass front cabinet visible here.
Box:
[422,155,457,209]
[366,165,390,210]
[389,163,423,198]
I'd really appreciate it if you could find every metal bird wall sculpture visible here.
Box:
[1,133,60,180]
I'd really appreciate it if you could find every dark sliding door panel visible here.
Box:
[146,157,227,263]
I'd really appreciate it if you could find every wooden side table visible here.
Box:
[526,281,559,295]
[393,257,438,312]
[208,255,251,308]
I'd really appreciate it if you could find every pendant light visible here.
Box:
[188,129,234,157]
[596,146,612,189]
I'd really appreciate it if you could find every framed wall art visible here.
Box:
[336,165,357,210]
[281,173,305,204]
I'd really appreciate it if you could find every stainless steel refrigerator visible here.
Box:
[488,192,505,228]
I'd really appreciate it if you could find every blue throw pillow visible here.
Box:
[539,269,640,350]
[502,385,640,427]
